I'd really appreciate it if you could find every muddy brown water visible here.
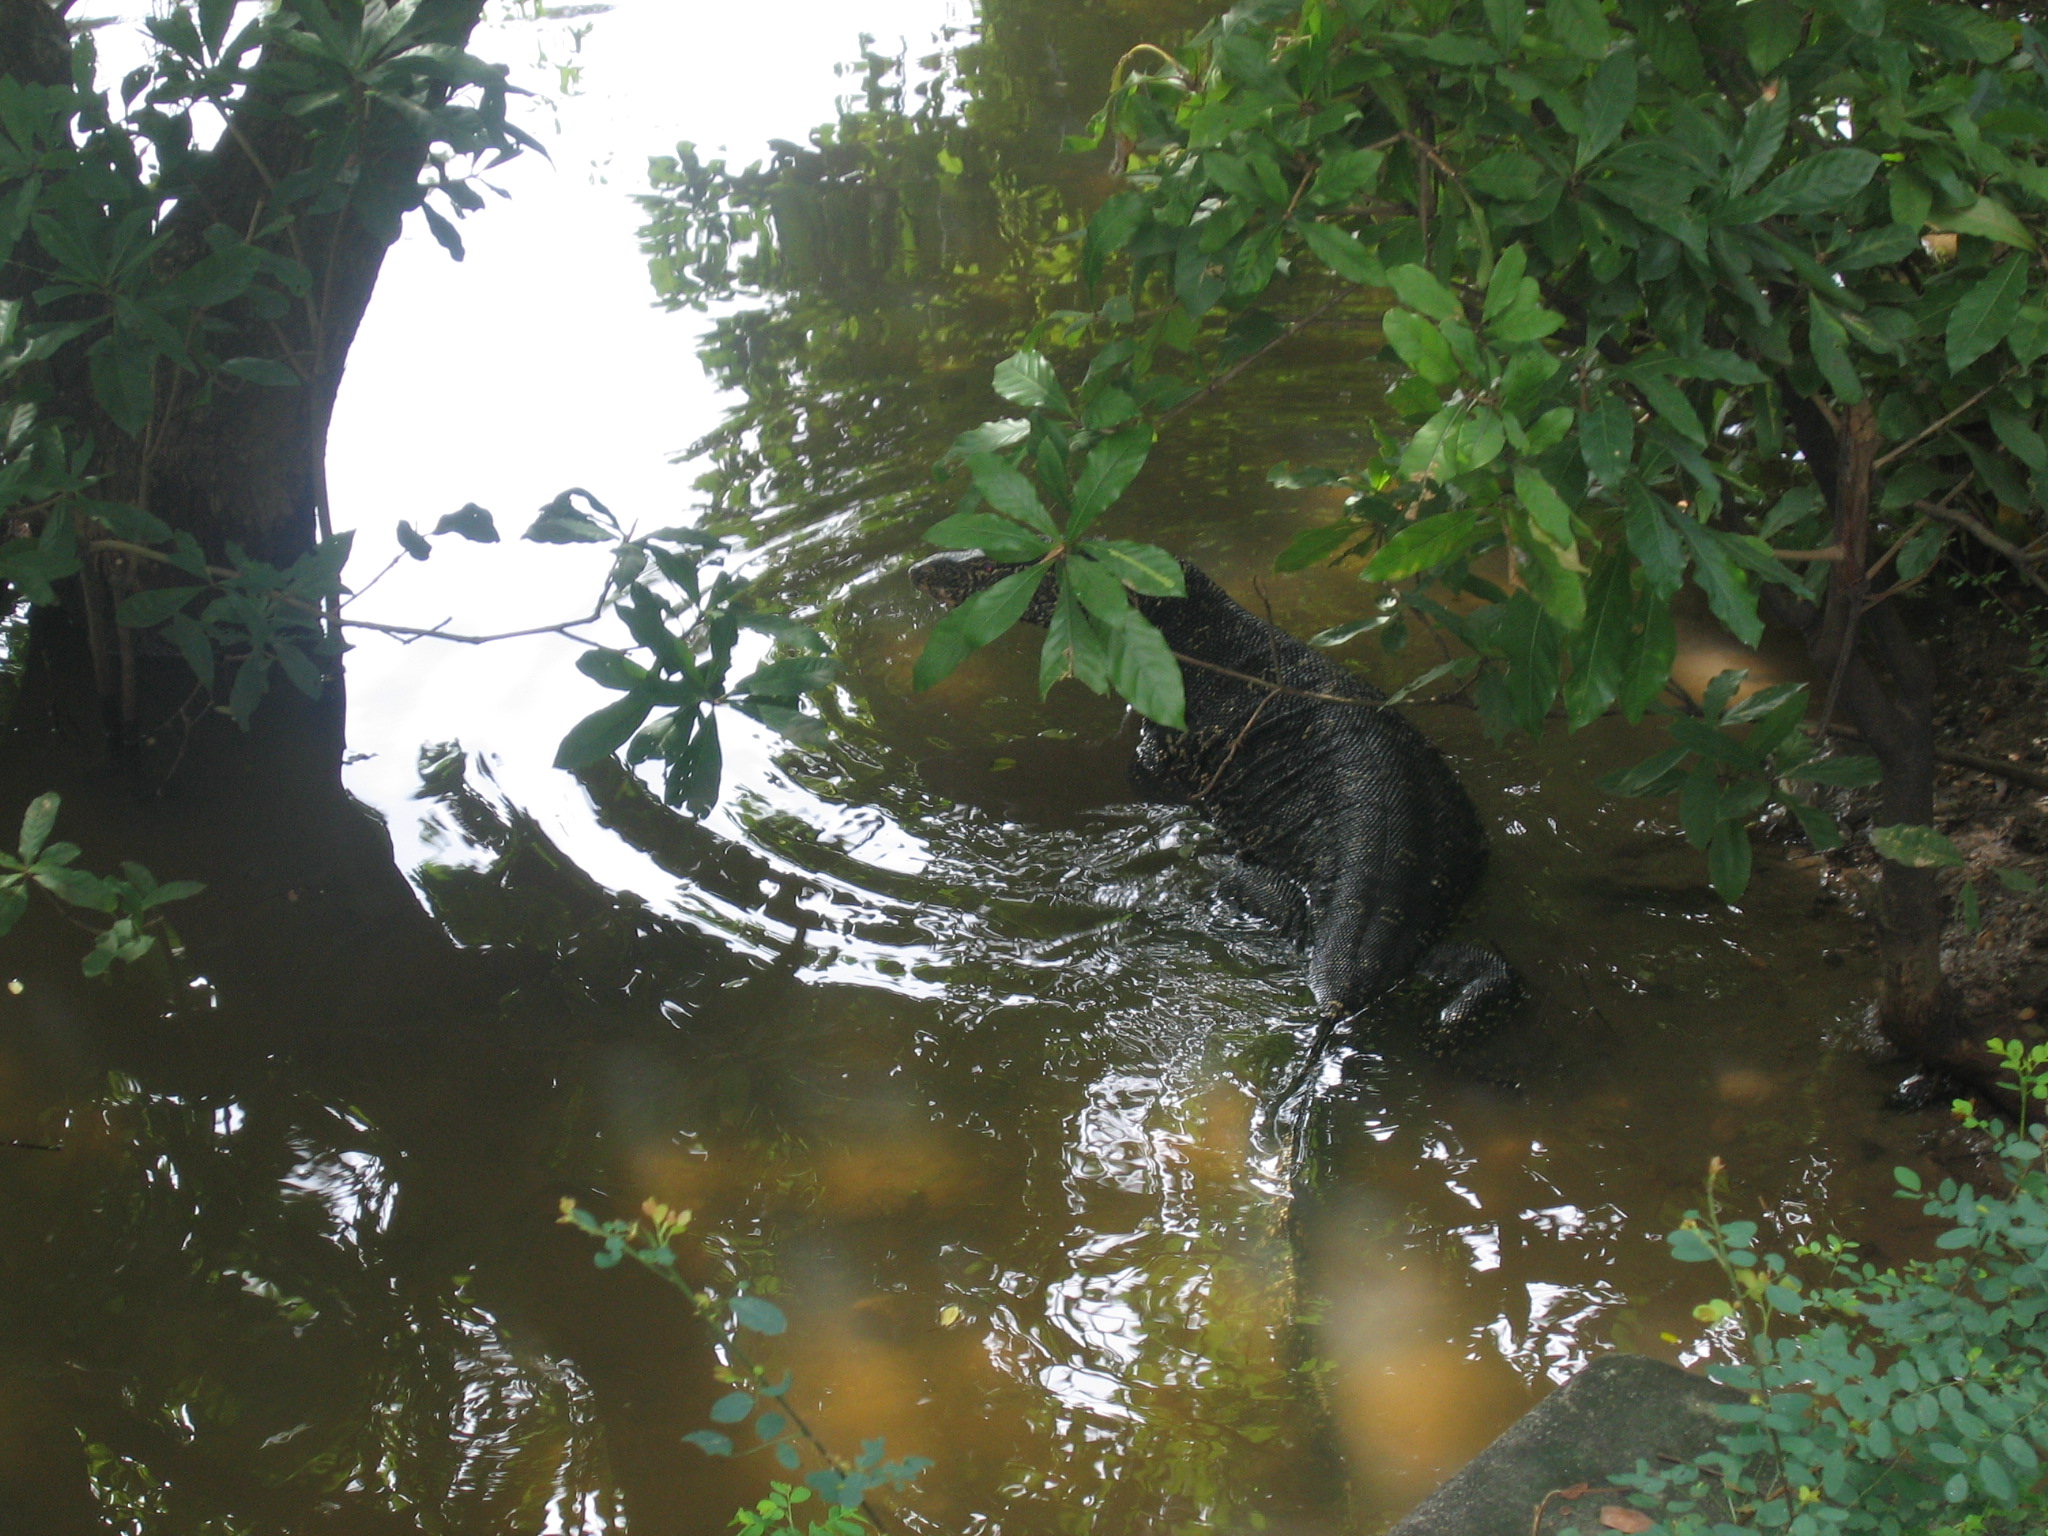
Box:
[0,6,1950,1534]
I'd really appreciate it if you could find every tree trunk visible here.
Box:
[2,0,487,767]
[1772,386,2001,1098]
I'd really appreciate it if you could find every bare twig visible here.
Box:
[341,552,406,609]
[341,607,607,646]
[1873,381,2002,470]
[1159,288,1351,425]
[1916,501,2048,602]
[1819,721,2048,794]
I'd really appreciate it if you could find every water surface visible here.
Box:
[0,4,1942,1532]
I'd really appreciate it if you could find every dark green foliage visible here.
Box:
[883,0,2048,901]
[518,498,839,816]
[1620,1040,2048,1534]
[0,791,202,975]
[0,0,532,729]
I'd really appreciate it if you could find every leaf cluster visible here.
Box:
[556,1198,931,1522]
[1623,1040,2048,1533]
[518,491,840,816]
[0,791,203,976]
[916,0,2048,900]
[1598,666,1877,901]
[110,520,352,728]
[914,349,1190,728]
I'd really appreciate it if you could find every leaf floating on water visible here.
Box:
[1598,1508,1654,1534]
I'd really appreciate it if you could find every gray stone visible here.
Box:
[1384,1353,1746,1536]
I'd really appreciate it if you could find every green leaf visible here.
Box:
[1577,51,1637,168]
[1624,485,1688,595]
[1945,257,2030,373]
[1672,517,1763,646]
[1869,823,1965,868]
[1581,399,1635,486]
[1988,405,2048,471]
[684,1431,734,1457]
[943,418,1030,462]
[1727,89,1789,198]
[227,655,269,730]
[1619,596,1676,720]
[991,351,1069,414]
[923,512,1054,562]
[166,614,214,692]
[1081,540,1184,596]
[1275,522,1365,572]
[18,792,57,861]
[912,565,1048,690]
[1514,466,1576,549]
[1381,309,1458,385]
[1488,592,1563,736]
[396,520,431,561]
[33,863,114,912]
[1753,148,1880,217]
[1808,304,1863,405]
[1102,604,1185,730]
[966,453,1059,538]
[1632,372,1705,446]
[554,693,654,770]
[732,1295,787,1334]
[1296,220,1387,286]
[1040,583,1110,696]
[1385,264,1461,321]
[1786,753,1882,787]
[709,1391,753,1424]
[1546,0,1609,58]
[1934,193,2036,251]
[0,883,25,938]
[1708,822,1753,902]
[1564,556,1632,729]
[737,700,829,748]
[524,503,612,544]
[219,356,302,387]
[434,504,499,542]
[1483,0,1526,49]
[1069,423,1155,536]
[1359,508,1481,581]
[117,585,209,630]
[734,655,839,699]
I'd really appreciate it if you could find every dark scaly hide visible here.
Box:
[912,552,1518,1042]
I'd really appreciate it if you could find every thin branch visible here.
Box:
[1169,650,1394,708]
[1873,381,2001,470]
[1159,288,1350,425]
[1917,501,2048,602]
[340,552,405,609]
[1821,721,2048,794]
[341,607,606,646]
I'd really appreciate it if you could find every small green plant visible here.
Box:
[386,493,839,816]
[0,793,202,976]
[557,1198,929,1527]
[1617,1039,2048,1533]
[728,1482,870,1536]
